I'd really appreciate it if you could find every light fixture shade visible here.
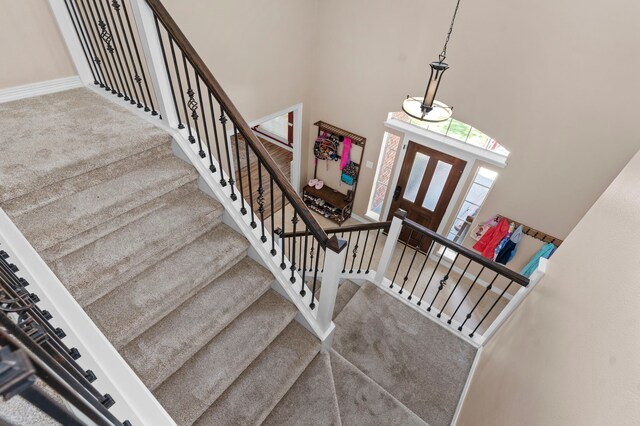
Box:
[423,61,449,109]
[402,61,452,122]
[402,98,452,122]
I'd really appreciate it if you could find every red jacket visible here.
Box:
[473,218,510,259]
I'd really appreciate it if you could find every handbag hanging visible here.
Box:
[341,161,358,185]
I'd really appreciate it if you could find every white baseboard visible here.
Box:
[0,76,83,104]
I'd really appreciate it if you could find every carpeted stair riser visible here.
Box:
[154,289,298,425]
[0,89,171,204]
[330,350,427,426]
[263,352,342,426]
[9,146,196,252]
[40,181,201,262]
[1,144,174,218]
[121,257,274,389]
[86,225,249,349]
[49,184,223,306]
[194,321,320,426]
[333,280,361,320]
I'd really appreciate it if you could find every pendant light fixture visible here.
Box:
[402,0,462,122]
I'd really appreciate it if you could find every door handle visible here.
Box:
[393,185,402,201]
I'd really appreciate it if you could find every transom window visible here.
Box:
[391,111,510,157]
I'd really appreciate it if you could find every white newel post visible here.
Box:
[128,0,180,128]
[48,0,96,86]
[317,242,348,333]
[373,210,405,285]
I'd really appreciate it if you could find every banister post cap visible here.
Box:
[394,209,408,220]
[326,235,347,254]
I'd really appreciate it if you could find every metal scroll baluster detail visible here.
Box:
[185,89,197,144]
[349,240,358,274]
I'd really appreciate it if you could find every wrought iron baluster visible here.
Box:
[207,91,222,174]
[398,234,424,295]
[300,228,309,296]
[349,231,362,274]
[84,0,119,94]
[458,272,500,331]
[195,74,215,170]
[64,0,101,86]
[438,258,472,318]
[417,244,447,304]
[310,245,321,310]
[122,0,157,114]
[182,56,201,149]
[169,35,193,138]
[280,194,286,269]
[270,176,277,256]
[357,229,370,274]
[154,16,183,125]
[290,212,298,283]
[257,160,266,242]
[366,229,381,274]
[428,252,460,311]
[342,232,352,273]
[108,0,140,105]
[219,109,236,200]
[96,0,131,101]
[243,135,256,228]
[232,126,246,213]
[448,266,485,325]
[469,280,514,338]
[391,230,412,288]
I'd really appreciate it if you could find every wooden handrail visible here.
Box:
[144,0,342,252]
[394,211,530,287]
[278,221,391,239]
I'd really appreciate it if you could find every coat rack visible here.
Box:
[497,214,563,246]
[305,121,366,225]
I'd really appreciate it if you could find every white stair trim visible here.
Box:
[0,76,83,104]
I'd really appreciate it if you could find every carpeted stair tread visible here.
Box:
[194,321,320,426]
[330,349,427,426]
[334,280,361,320]
[48,184,223,306]
[121,257,275,390]
[263,352,342,426]
[0,88,171,204]
[1,144,173,218]
[333,282,476,426]
[154,289,297,425]
[86,224,249,348]
[40,182,201,262]
[10,148,196,252]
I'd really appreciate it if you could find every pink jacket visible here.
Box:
[340,137,352,170]
[472,218,510,259]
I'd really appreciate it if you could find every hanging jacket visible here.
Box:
[339,137,352,170]
[493,222,515,260]
[495,225,524,264]
[472,218,510,259]
[520,242,556,277]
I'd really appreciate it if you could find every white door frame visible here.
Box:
[380,118,507,237]
[246,103,303,193]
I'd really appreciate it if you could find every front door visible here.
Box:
[388,142,466,249]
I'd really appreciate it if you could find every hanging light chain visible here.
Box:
[439,0,462,63]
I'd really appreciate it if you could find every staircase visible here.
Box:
[0,88,478,425]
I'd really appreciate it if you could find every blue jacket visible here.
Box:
[520,242,556,277]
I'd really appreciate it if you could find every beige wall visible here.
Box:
[457,149,640,425]
[306,0,640,244]
[5,0,640,248]
[161,0,318,128]
[0,0,75,89]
